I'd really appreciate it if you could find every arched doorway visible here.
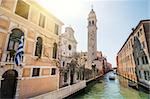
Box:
[0,70,18,99]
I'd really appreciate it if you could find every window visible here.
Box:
[137,32,139,37]
[139,71,141,78]
[77,72,79,80]
[140,28,142,34]
[64,72,67,82]
[142,57,145,64]
[92,20,94,25]
[51,68,56,75]
[35,37,43,58]
[148,71,150,81]
[39,13,45,28]
[144,71,147,80]
[7,28,24,51]
[63,61,65,66]
[15,0,30,19]
[89,21,91,25]
[142,41,145,49]
[145,56,148,64]
[52,43,57,59]
[68,44,71,50]
[141,56,149,65]
[32,68,40,77]
[54,24,59,35]
[137,58,139,65]
[128,42,130,49]
[6,28,24,62]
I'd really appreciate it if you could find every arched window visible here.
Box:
[53,43,57,59]
[7,28,24,51]
[92,20,94,25]
[64,72,67,82]
[35,37,43,58]
[63,61,65,66]
[89,21,91,25]
[68,44,71,50]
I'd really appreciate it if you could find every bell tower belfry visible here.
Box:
[87,8,97,69]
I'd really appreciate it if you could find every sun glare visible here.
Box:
[36,0,85,20]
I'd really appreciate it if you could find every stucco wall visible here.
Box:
[19,77,59,99]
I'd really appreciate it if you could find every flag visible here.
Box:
[15,36,24,66]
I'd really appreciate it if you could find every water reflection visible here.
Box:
[73,72,149,99]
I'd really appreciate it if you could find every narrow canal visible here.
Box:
[72,72,149,99]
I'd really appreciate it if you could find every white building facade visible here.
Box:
[58,27,78,87]
[58,27,77,67]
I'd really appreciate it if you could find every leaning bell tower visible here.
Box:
[87,8,97,69]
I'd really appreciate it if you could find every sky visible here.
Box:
[36,0,150,67]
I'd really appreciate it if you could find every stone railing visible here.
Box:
[1,51,23,64]
[3,51,15,62]
[30,80,86,99]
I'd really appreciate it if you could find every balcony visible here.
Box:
[1,50,23,65]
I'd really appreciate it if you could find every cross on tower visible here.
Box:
[91,4,93,10]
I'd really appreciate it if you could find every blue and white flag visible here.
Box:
[15,36,24,66]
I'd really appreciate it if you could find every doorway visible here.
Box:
[0,70,18,99]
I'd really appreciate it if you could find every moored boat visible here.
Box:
[109,75,115,80]
[128,81,137,89]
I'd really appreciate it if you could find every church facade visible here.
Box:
[58,27,77,67]
[58,27,78,87]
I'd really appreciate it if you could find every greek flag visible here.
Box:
[15,36,24,66]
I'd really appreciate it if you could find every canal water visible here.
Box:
[72,72,149,99]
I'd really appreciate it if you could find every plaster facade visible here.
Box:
[0,0,63,98]
[117,20,150,86]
